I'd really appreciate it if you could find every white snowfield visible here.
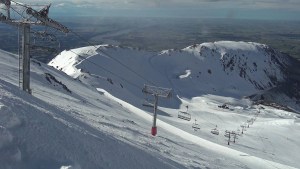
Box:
[99,89,298,169]
[0,41,299,169]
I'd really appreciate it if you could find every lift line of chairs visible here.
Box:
[142,100,219,135]
[177,105,219,135]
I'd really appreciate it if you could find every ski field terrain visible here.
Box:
[0,41,300,169]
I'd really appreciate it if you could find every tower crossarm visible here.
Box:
[0,13,20,26]
[142,84,172,98]
[26,7,69,33]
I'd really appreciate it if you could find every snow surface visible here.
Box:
[98,88,298,169]
[1,41,300,169]
[179,70,191,79]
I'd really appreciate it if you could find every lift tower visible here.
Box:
[142,85,172,136]
[0,0,69,94]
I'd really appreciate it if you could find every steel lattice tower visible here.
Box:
[0,0,69,94]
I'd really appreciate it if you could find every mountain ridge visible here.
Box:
[49,41,298,111]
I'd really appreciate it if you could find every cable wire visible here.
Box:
[67,49,143,90]
[10,0,28,8]
[11,0,50,8]
[69,30,156,86]
[8,0,145,91]
[10,6,25,19]
[11,0,156,88]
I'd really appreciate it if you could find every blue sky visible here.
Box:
[22,0,300,20]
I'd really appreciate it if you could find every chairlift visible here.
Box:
[240,124,247,132]
[178,105,191,121]
[231,131,238,143]
[247,119,254,125]
[246,122,250,128]
[192,119,200,131]
[211,125,219,135]
[224,130,230,137]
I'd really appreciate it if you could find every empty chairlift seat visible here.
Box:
[178,105,191,121]
[192,119,200,130]
[211,126,219,135]
[178,111,191,121]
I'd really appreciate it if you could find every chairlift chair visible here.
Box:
[211,125,219,135]
[247,119,254,125]
[178,105,191,121]
[178,111,191,121]
[192,119,200,131]
[224,130,230,137]
[240,124,247,132]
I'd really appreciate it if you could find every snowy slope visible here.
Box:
[49,41,291,107]
[0,41,299,169]
[48,41,300,168]
[0,50,183,169]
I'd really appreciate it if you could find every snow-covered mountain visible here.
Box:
[49,41,294,109]
[0,49,180,169]
[1,41,300,169]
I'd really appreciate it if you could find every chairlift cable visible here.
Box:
[11,1,51,8]
[69,29,157,86]
[67,49,142,90]
[10,0,28,8]
[28,4,50,7]
[7,1,163,90]
[10,6,25,19]
[10,0,159,91]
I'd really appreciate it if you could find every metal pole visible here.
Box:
[7,7,10,19]
[233,133,236,143]
[151,95,158,136]
[22,23,31,94]
[18,24,21,88]
[1,2,69,95]
[5,0,10,19]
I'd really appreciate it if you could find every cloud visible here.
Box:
[19,0,300,10]
[54,3,65,7]
[13,0,296,20]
